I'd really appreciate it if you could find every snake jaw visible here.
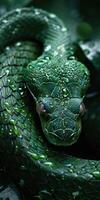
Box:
[43,118,81,146]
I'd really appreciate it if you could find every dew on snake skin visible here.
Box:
[49,13,56,18]
[6,46,10,51]
[45,45,52,52]
[16,42,21,47]
[43,16,49,22]
[61,27,67,32]
[34,10,40,15]
[72,191,80,199]
[44,161,53,166]
[92,171,100,179]
[2,19,8,24]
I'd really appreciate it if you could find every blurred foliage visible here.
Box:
[31,0,100,70]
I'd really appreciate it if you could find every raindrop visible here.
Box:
[53,24,60,30]
[19,87,22,91]
[66,163,72,167]
[8,79,11,83]
[45,45,51,52]
[19,179,25,186]
[44,161,53,166]
[19,135,23,139]
[72,191,80,199]
[49,13,56,18]
[69,56,75,60]
[16,42,21,47]
[61,27,67,32]
[20,91,24,95]
[85,69,89,75]
[69,169,73,173]
[6,46,10,51]
[3,19,8,24]
[65,78,69,83]
[44,16,49,22]
[6,69,9,75]
[16,8,21,14]
[39,155,45,159]
[11,84,16,91]
[92,171,100,179]
[20,165,26,170]
[45,56,50,60]
[10,119,16,125]
[63,88,66,92]
[35,10,40,15]
[5,102,9,106]
[54,51,58,56]
[28,151,38,159]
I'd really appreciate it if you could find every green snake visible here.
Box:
[0,7,100,200]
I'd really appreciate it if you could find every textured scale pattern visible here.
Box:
[0,7,90,147]
[0,41,41,153]
[0,7,100,200]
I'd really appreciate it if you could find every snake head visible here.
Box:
[36,97,86,146]
[24,59,89,146]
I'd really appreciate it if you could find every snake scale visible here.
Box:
[0,7,100,200]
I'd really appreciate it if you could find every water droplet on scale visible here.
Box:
[6,69,9,75]
[45,45,51,52]
[92,171,100,179]
[16,8,21,14]
[16,42,21,47]
[72,191,80,199]
[54,51,58,56]
[44,161,53,166]
[49,13,56,18]
[61,27,67,32]
[39,155,45,159]
[3,19,8,24]
[35,10,40,15]
[44,16,49,22]
[6,46,10,51]
[66,78,69,83]
[19,179,25,186]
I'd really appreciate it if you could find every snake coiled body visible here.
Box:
[0,7,100,200]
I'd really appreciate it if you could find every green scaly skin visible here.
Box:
[0,7,89,146]
[0,7,100,200]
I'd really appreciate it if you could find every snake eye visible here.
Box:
[36,100,51,118]
[68,98,86,116]
[36,98,53,118]
[36,103,47,115]
[79,102,86,116]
